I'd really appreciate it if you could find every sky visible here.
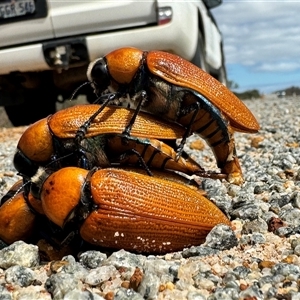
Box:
[213,0,300,94]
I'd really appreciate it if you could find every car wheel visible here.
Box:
[191,32,208,72]
[4,88,57,126]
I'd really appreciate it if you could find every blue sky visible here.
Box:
[213,0,300,94]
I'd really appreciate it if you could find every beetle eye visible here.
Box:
[87,57,110,91]
[13,150,38,179]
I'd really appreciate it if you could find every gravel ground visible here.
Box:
[0,95,300,299]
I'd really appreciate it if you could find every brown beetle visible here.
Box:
[0,181,37,244]
[14,104,225,181]
[34,166,231,254]
[87,47,260,184]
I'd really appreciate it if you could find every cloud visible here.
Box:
[213,1,300,73]
[257,62,300,72]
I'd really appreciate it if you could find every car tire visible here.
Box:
[191,32,208,72]
[4,88,57,126]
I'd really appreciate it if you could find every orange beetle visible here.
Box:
[35,166,231,254]
[0,180,37,244]
[13,104,215,182]
[87,47,260,185]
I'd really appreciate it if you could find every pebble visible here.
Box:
[1,96,300,299]
[0,241,39,269]
[5,265,35,287]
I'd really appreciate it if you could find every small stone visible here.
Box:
[279,207,300,227]
[275,226,294,237]
[231,203,261,221]
[79,250,107,269]
[281,255,299,264]
[104,292,114,300]
[242,218,268,234]
[114,288,144,300]
[204,224,238,250]
[0,241,39,269]
[290,237,300,250]
[59,255,88,280]
[0,285,12,300]
[189,139,205,150]
[84,265,117,286]
[129,267,143,291]
[271,263,300,277]
[258,261,276,270]
[45,272,81,300]
[291,191,300,209]
[208,287,239,300]
[251,136,264,148]
[195,277,214,290]
[64,289,105,300]
[294,245,300,255]
[187,291,206,300]
[239,284,264,299]
[240,232,266,245]
[258,275,274,286]
[253,184,267,194]
[268,217,285,232]
[182,245,218,258]
[50,260,69,274]
[5,265,35,287]
[137,272,160,299]
[104,249,145,279]
[232,266,250,279]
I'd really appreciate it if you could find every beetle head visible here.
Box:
[13,150,39,180]
[87,47,144,94]
[87,57,111,95]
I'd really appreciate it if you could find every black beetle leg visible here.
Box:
[75,93,119,144]
[122,90,147,137]
[80,167,98,209]
[116,148,153,176]
[176,102,201,160]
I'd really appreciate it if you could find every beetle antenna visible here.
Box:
[15,180,31,196]
[70,81,92,101]
[0,180,31,205]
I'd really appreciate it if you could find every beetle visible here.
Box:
[0,181,37,244]
[0,181,81,251]
[14,104,225,181]
[32,166,231,254]
[87,47,260,184]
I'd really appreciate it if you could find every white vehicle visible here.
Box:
[0,0,226,126]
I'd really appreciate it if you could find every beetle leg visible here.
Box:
[122,90,147,136]
[176,101,201,160]
[114,148,153,176]
[75,93,119,143]
[37,220,82,257]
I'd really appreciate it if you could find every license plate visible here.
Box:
[0,0,35,19]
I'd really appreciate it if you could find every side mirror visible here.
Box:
[203,0,222,9]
